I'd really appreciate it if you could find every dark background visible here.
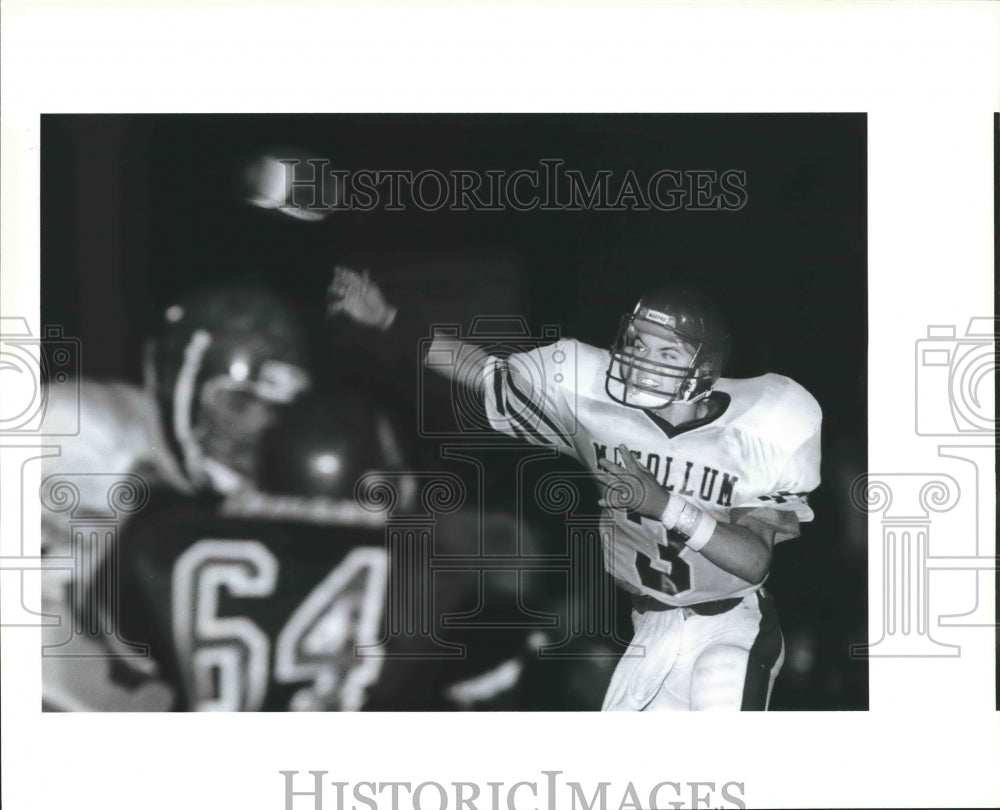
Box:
[41,113,868,709]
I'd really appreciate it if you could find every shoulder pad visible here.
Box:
[717,374,822,452]
[512,338,599,393]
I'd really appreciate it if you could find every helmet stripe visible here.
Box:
[173,329,211,486]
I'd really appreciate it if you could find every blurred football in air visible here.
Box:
[238,148,340,222]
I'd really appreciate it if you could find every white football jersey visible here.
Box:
[40,380,194,557]
[481,339,822,607]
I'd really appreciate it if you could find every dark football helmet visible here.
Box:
[256,391,418,518]
[257,392,406,498]
[145,284,312,493]
[606,286,730,408]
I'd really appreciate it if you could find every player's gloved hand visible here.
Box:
[326,266,398,331]
[596,443,671,520]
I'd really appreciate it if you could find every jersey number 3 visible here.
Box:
[172,540,388,712]
[635,532,692,596]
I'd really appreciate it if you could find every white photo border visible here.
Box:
[1,2,997,809]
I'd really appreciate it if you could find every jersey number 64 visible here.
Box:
[171,540,388,711]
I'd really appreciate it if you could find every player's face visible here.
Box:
[622,324,699,396]
[195,379,290,489]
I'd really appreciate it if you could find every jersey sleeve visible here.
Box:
[41,383,133,474]
[480,345,577,455]
[734,381,822,543]
[40,383,136,553]
[39,381,193,555]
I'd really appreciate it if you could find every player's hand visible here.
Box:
[326,266,398,331]
[596,443,671,520]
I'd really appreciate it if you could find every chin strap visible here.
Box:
[200,457,249,495]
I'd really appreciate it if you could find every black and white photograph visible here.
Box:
[38,113,867,715]
[1,3,997,810]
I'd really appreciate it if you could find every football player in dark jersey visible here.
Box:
[100,391,564,710]
[41,284,312,711]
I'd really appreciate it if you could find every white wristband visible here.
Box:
[660,496,685,529]
[685,513,717,552]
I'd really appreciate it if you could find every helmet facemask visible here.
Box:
[606,294,728,410]
[146,286,313,495]
[193,360,310,492]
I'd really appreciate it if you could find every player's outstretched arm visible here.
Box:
[598,444,773,585]
[422,332,494,393]
[327,265,492,394]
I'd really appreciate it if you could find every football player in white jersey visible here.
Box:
[329,267,822,711]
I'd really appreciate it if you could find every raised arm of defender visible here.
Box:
[327,265,489,391]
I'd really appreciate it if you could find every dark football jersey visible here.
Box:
[107,491,552,711]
